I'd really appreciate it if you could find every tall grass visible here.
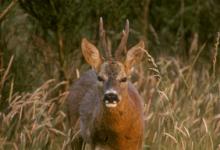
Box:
[0,1,220,149]
[0,78,71,149]
[144,57,220,149]
[0,41,220,150]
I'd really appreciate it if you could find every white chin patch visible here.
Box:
[105,103,117,108]
[105,100,118,108]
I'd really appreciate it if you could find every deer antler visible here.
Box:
[99,17,112,60]
[115,19,129,60]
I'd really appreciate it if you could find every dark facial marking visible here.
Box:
[97,76,105,82]
[105,61,122,80]
[119,77,127,82]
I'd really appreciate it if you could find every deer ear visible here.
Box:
[81,38,103,71]
[124,40,145,74]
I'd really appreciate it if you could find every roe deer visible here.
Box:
[67,18,145,150]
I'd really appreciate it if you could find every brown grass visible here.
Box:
[0,46,220,150]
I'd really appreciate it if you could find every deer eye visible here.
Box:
[120,77,127,82]
[97,76,105,82]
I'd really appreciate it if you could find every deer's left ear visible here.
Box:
[81,38,103,71]
[124,40,145,74]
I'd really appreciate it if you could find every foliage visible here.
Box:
[0,0,220,149]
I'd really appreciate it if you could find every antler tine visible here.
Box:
[99,17,112,60]
[115,19,129,60]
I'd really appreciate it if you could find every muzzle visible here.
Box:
[103,89,120,108]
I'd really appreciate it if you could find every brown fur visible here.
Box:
[67,70,144,150]
[67,29,145,150]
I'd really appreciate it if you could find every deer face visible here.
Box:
[81,38,145,108]
[97,61,127,107]
[81,18,144,108]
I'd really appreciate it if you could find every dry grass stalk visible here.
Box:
[0,56,14,95]
[189,32,198,60]
[0,0,17,22]
[140,47,161,84]
[212,32,220,79]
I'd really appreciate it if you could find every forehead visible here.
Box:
[99,61,126,77]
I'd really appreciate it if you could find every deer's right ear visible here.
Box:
[81,38,103,71]
[124,40,145,74]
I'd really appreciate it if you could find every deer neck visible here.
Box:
[96,89,135,131]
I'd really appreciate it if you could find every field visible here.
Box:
[0,0,220,150]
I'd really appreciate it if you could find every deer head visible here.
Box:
[81,18,145,108]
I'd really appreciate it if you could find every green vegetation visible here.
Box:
[0,0,220,149]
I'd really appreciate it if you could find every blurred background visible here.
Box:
[0,0,220,149]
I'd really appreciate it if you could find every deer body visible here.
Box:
[68,70,144,149]
[67,18,145,150]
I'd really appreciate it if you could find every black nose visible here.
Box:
[104,93,119,102]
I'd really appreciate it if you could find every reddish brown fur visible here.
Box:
[67,70,144,150]
[67,22,145,150]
